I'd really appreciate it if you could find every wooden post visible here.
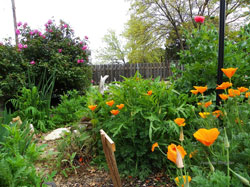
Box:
[11,0,18,45]
[100,129,122,187]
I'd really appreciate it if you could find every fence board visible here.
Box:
[91,61,183,84]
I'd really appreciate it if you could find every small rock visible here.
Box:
[44,128,70,141]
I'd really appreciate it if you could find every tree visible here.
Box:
[95,30,128,64]
[125,0,250,56]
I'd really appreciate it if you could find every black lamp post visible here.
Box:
[216,0,226,106]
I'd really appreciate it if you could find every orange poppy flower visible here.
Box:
[237,87,249,93]
[216,82,232,90]
[246,92,250,98]
[88,105,97,111]
[151,142,159,152]
[193,128,220,146]
[204,101,212,108]
[167,144,187,164]
[110,109,119,115]
[189,150,198,158]
[116,104,124,110]
[199,112,210,118]
[190,90,199,95]
[221,68,238,79]
[175,176,192,187]
[174,118,186,127]
[147,90,152,96]
[106,100,115,107]
[219,94,229,100]
[228,89,240,97]
[193,86,207,94]
[212,110,223,118]
[79,157,83,163]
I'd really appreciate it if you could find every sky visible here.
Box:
[0,0,130,63]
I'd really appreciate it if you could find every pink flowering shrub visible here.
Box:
[0,19,92,103]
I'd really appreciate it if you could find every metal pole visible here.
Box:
[11,0,18,45]
[216,0,226,106]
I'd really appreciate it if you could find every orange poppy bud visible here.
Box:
[116,104,124,110]
[110,109,119,115]
[193,128,220,146]
[193,86,207,94]
[237,87,249,93]
[151,142,159,152]
[204,101,212,108]
[219,94,229,100]
[174,118,186,127]
[216,82,232,90]
[88,105,97,111]
[199,112,210,118]
[167,144,186,165]
[106,100,115,107]
[147,90,152,96]
[246,92,250,98]
[190,90,199,95]
[175,176,192,187]
[221,68,238,79]
[212,110,223,118]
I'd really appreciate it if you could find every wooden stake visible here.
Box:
[11,0,18,45]
[100,129,122,187]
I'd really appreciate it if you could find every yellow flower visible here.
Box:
[106,100,115,107]
[147,90,152,96]
[216,82,232,90]
[175,176,192,187]
[204,101,212,108]
[110,109,119,115]
[116,104,124,110]
[190,89,199,95]
[193,128,220,146]
[174,118,186,127]
[219,94,229,100]
[151,142,159,152]
[221,67,238,79]
[193,86,207,94]
[199,112,210,118]
[167,144,187,165]
[237,87,249,93]
[88,105,97,111]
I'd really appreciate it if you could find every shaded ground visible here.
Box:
[35,132,176,187]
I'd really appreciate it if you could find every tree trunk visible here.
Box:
[11,0,18,45]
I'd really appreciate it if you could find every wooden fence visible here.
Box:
[91,61,183,84]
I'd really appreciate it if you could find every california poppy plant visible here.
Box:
[190,89,199,95]
[221,68,238,79]
[106,100,115,107]
[219,94,229,100]
[246,92,250,98]
[174,118,186,127]
[199,112,210,119]
[204,101,212,108]
[167,144,186,165]
[147,90,152,96]
[237,87,249,93]
[212,110,223,118]
[193,86,207,94]
[216,82,232,90]
[88,105,97,111]
[228,89,240,97]
[193,128,220,146]
[110,109,119,115]
[175,176,192,187]
[151,142,159,152]
[116,104,124,110]
[194,16,205,23]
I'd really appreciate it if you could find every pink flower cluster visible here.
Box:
[194,16,205,23]
[30,61,35,65]
[17,43,28,51]
[58,49,62,53]
[82,45,87,50]
[77,59,84,63]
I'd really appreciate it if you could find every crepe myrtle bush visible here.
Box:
[0,19,92,104]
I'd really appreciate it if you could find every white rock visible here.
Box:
[44,128,70,141]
